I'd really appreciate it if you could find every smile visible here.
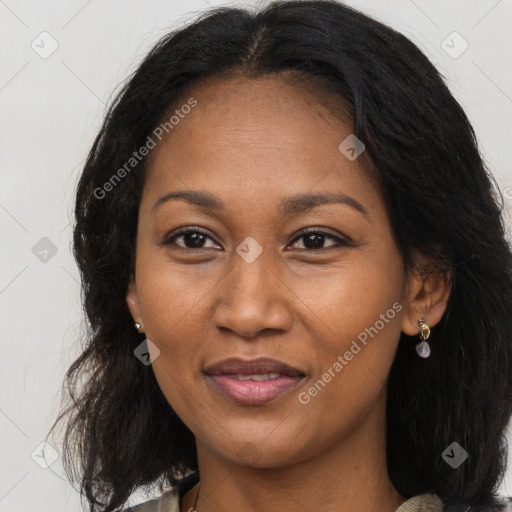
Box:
[203,356,306,405]
[205,373,304,405]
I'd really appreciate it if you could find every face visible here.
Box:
[127,75,416,468]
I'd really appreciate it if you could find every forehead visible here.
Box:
[142,75,381,220]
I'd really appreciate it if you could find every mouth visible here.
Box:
[204,357,306,405]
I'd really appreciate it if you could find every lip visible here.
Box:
[204,357,306,405]
[204,356,304,376]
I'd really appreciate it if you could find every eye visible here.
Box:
[288,228,350,251]
[158,226,350,252]
[158,227,221,250]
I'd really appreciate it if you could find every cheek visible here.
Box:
[287,247,404,347]
[136,248,217,336]
[290,246,405,405]
[134,259,216,404]
[139,272,209,429]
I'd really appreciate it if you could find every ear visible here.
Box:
[401,257,452,336]
[126,278,143,330]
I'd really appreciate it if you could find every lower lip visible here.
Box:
[206,374,304,405]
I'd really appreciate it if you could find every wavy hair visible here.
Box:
[52,1,512,511]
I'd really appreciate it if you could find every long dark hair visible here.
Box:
[52,1,512,511]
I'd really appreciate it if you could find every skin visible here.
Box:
[126,75,451,512]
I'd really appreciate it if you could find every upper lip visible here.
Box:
[204,357,305,377]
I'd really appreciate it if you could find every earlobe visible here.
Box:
[401,269,452,336]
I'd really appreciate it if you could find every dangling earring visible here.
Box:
[134,322,142,332]
[416,318,431,358]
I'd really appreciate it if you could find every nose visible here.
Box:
[212,248,293,339]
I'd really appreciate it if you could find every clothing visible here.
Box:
[123,472,444,512]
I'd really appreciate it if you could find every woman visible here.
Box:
[52,1,512,511]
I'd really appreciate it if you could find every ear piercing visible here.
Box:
[134,322,142,332]
[416,318,431,358]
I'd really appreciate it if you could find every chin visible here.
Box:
[213,435,315,469]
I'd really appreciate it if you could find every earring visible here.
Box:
[134,322,142,332]
[416,318,431,358]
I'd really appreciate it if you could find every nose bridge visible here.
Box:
[232,241,273,298]
[213,239,292,337]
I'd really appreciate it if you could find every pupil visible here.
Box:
[304,234,323,249]
[186,232,205,248]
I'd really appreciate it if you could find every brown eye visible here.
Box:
[159,228,221,250]
[289,229,350,251]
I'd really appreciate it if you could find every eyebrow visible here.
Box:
[151,190,368,218]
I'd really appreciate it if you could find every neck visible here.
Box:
[182,394,406,512]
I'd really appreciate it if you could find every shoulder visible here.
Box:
[396,494,512,512]
[122,472,200,512]
[396,494,444,512]
[122,488,179,512]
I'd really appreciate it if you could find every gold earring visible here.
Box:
[416,318,431,358]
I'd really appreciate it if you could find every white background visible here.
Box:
[1,1,511,511]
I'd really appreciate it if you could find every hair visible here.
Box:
[51,1,512,511]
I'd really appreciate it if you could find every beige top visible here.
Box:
[126,488,444,512]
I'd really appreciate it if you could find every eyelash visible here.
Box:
[158,226,351,251]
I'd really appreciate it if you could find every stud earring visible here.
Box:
[134,322,142,332]
[416,318,431,358]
